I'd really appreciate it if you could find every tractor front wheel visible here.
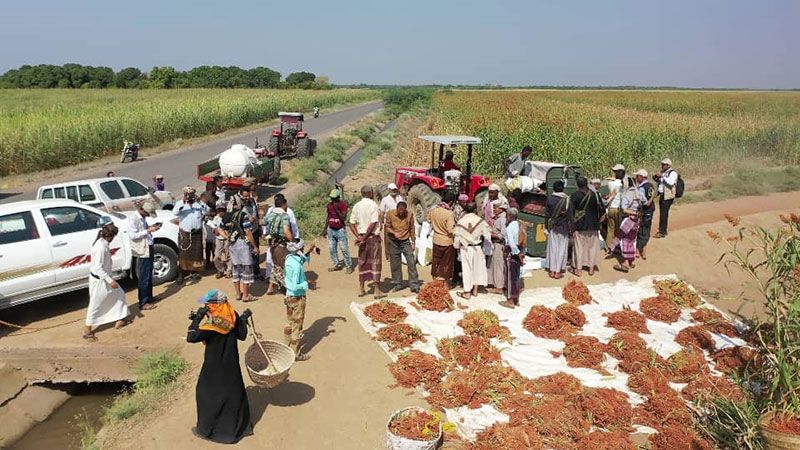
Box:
[268,136,279,154]
[406,183,440,225]
[297,137,311,158]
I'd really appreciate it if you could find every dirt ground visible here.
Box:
[1,190,798,449]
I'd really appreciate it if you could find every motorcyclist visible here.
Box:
[313,106,320,118]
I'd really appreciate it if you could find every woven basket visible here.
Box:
[759,411,800,450]
[386,406,442,450]
[245,340,295,388]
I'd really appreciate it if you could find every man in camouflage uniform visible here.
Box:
[283,239,315,361]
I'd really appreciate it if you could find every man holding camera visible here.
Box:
[654,158,679,238]
[129,201,161,310]
[172,186,209,285]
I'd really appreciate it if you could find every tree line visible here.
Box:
[0,64,329,89]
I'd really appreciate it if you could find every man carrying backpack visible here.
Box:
[654,158,681,238]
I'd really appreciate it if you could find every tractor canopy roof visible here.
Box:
[418,135,482,145]
[278,112,304,121]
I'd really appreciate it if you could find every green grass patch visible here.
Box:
[683,165,800,203]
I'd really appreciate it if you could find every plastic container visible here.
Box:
[386,407,442,450]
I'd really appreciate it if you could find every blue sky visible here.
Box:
[1,0,798,88]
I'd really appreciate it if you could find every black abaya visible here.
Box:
[187,313,253,444]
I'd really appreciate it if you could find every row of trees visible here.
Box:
[0,64,328,89]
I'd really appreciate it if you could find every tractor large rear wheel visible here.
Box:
[297,137,311,158]
[406,183,440,225]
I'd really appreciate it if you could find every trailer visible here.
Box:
[197,144,281,188]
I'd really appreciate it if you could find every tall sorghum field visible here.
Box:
[0,88,379,176]
[416,90,800,178]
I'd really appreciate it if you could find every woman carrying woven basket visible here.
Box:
[187,289,253,444]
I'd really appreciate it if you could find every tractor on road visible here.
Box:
[381,135,492,224]
[264,112,316,158]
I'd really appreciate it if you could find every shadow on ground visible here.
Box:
[247,381,316,426]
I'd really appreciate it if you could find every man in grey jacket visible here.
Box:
[129,201,161,310]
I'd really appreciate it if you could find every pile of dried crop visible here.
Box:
[457,310,512,342]
[427,364,525,410]
[562,335,607,370]
[364,300,407,324]
[653,279,702,307]
[388,350,445,390]
[528,394,591,445]
[639,295,681,323]
[667,345,709,383]
[712,346,758,375]
[388,409,441,441]
[675,325,716,351]
[576,430,636,450]
[436,335,501,368]
[555,303,586,328]
[766,413,800,435]
[649,426,713,450]
[527,372,585,398]
[376,323,426,351]
[469,423,544,450]
[579,388,633,430]
[643,389,693,428]
[416,280,454,312]
[627,367,671,397]
[563,279,593,305]
[605,307,650,333]
[682,373,745,403]
[691,308,739,337]
[523,305,576,339]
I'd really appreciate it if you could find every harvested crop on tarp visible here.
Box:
[640,295,681,323]
[675,325,715,351]
[580,388,634,430]
[363,300,407,325]
[649,426,714,450]
[667,345,709,383]
[627,367,671,396]
[632,404,661,429]
[457,310,512,342]
[416,280,454,312]
[555,303,586,328]
[605,307,650,333]
[468,423,544,450]
[562,279,592,305]
[577,430,636,450]
[523,305,574,339]
[562,335,607,370]
[529,394,591,444]
[712,346,758,375]
[528,372,585,398]
[682,373,745,403]
[388,409,440,441]
[644,389,693,428]
[691,308,739,337]
[436,335,501,368]
[376,323,426,351]
[607,331,648,360]
[388,350,445,390]
[653,279,702,307]
[617,348,667,375]
[766,412,800,435]
[428,364,525,409]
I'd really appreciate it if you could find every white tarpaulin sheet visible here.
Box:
[350,274,747,441]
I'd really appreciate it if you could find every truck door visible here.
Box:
[98,180,128,212]
[0,210,55,306]
[39,206,115,283]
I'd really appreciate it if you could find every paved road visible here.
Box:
[1,101,383,203]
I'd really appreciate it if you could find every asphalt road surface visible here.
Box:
[0,101,383,204]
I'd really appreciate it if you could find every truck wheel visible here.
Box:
[297,137,311,158]
[474,189,488,217]
[268,136,279,153]
[143,243,178,285]
[269,157,282,185]
[406,183,440,225]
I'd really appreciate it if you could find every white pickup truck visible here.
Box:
[0,199,181,310]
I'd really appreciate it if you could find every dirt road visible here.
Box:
[0,101,383,202]
[0,189,797,449]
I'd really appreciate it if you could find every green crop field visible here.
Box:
[0,88,379,176]
[411,90,800,179]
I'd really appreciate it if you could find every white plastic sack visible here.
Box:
[504,176,537,193]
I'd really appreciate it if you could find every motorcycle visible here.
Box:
[120,140,141,163]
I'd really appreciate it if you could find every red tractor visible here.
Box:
[266,112,316,158]
[387,135,492,223]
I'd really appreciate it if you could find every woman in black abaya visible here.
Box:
[187,289,253,444]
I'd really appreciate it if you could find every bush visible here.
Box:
[135,350,190,389]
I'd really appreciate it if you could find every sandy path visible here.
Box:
[1,191,798,449]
